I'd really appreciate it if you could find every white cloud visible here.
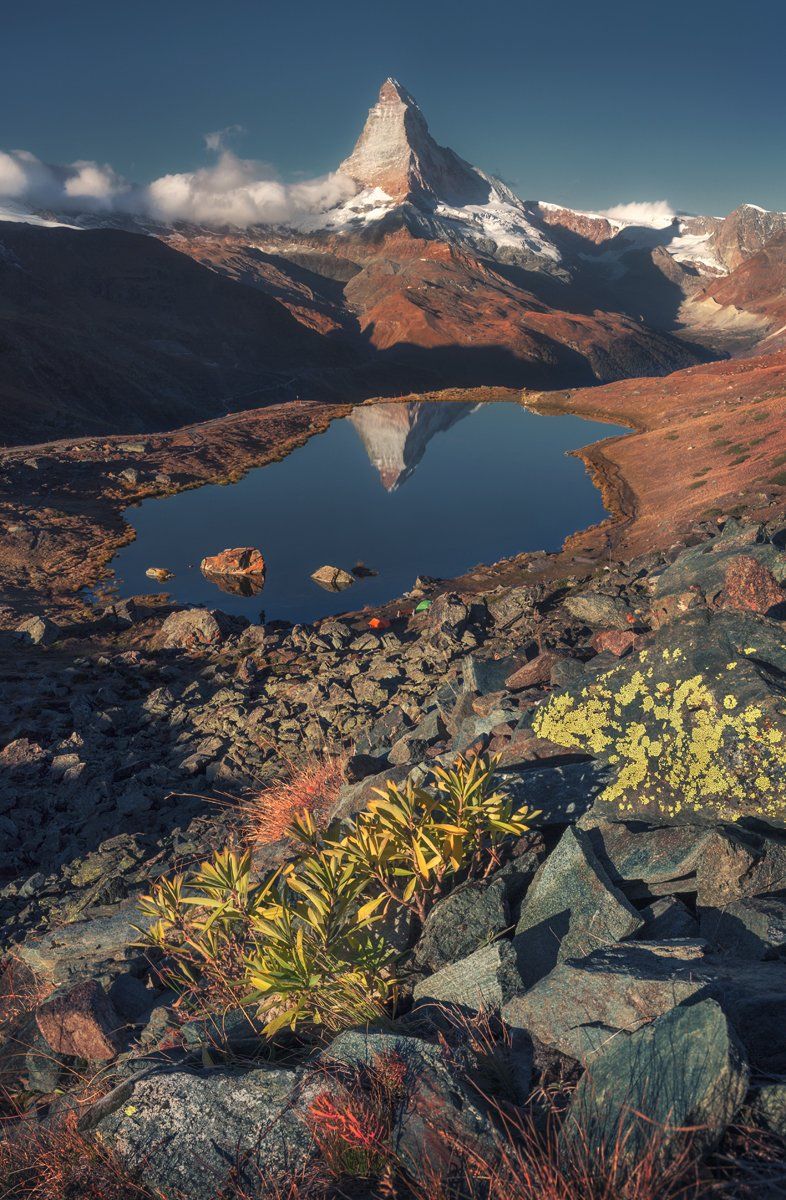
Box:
[0,137,358,228]
[601,200,676,228]
[145,150,356,226]
[0,148,130,211]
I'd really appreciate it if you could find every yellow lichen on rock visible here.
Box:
[533,665,786,821]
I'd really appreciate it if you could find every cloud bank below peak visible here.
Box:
[0,140,358,228]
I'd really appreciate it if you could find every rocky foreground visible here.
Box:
[2,511,786,1196]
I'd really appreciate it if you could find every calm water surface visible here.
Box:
[110,401,627,624]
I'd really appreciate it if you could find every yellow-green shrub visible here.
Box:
[138,755,539,1036]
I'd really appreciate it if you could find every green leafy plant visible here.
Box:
[332,754,539,922]
[138,755,537,1037]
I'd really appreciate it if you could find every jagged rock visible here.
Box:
[414,879,509,972]
[721,555,784,615]
[85,1065,316,1199]
[534,611,786,826]
[699,894,786,959]
[505,652,559,690]
[590,629,637,657]
[503,941,708,1064]
[15,615,60,646]
[200,546,265,577]
[35,978,123,1061]
[318,1030,494,1179]
[505,938,786,1072]
[513,827,642,987]
[310,565,354,591]
[563,592,634,629]
[592,819,780,905]
[652,524,786,603]
[638,896,698,940]
[752,1082,786,1139]
[423,592,488,648]
[463,653,522,695]
[413,940,521,1012]
[565,1000,748,1161]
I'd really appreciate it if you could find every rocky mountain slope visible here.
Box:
[0,224,353,444]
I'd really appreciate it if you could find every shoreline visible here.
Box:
[1,358,785,626]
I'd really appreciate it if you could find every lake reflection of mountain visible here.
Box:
[349,401,476,490]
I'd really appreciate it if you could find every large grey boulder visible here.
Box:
[513,827,642,987]
[15,615,60,646]
[155,608,232,650]
[85,1065,316,1199]
[413,940,521,1013]
[565,1000,749,1162]
[414,879,508,972]
[503,940,707,1064]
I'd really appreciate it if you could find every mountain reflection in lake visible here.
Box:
[110,401,628,624]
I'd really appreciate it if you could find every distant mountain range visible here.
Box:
[2,78,786,444]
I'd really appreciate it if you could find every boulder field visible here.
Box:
[2,515,786,1195]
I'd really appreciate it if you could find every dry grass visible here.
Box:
[242,752,348,847]
[0,1109,155,1200]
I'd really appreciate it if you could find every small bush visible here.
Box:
[139,756,538,1036]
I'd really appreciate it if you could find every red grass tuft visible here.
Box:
[0,1109,153,1200]
[243,752,348,846]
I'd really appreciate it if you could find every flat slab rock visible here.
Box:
[504,938,786,1072]
[413,940,521,1012]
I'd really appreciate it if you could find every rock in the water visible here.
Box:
[503,940,707,1064]
[200,546,265,577]
[565,1000,748,1161]
[514,827,642,987]
[699,894,786,959]
[310,565,355,591]
[145,567,173,582]
[414,879,509,972]
[15,615,60,646]
[413,940,521,1012]
[85,1065,316,1200]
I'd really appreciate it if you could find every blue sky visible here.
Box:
[3,0,785,216]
